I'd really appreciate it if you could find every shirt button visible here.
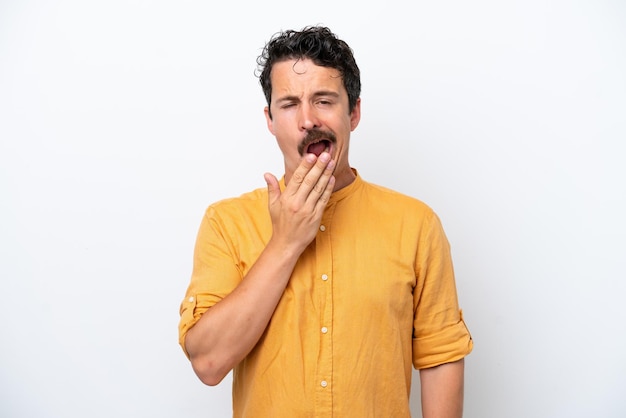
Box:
[188,296,194,302]
[321,274,328,281]
[319,225,326,232]
[321,327,328,334]
[320,380,328,388]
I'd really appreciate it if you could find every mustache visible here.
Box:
[297,129,337,156]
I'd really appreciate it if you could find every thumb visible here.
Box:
[264,172,281,204]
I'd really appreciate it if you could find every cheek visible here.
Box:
[276,139,300,161]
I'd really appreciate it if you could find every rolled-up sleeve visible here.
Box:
[178,206,242,358]
[412,211,473,369]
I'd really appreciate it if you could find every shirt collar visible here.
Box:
[328,168,362,205]
[278,168,363,205]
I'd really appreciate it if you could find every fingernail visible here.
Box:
[326,159,335,170]
[305,153,316,163]
[319,152,330,163]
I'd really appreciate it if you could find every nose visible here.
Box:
[299,103,320,131]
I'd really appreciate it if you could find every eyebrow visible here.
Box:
[276,90,340,104]
[312,90,340,99]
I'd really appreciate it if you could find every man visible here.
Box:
[179,26,473,417]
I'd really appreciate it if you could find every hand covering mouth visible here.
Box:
[298,129,337,157]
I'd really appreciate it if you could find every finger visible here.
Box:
[316,174,335,209]
[264,172,281,206]
[305,157,335,202]
[295,151,334,198]
[286,153,318,192]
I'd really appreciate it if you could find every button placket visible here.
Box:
[314,209,334,413]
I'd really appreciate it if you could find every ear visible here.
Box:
[264,106,275,135]
[350,98,361,131]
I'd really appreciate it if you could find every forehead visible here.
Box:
[270,58,344,95]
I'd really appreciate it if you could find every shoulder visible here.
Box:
[360,180,435,217]
[204,186,269,221]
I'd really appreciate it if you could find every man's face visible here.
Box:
[265,58,361,189]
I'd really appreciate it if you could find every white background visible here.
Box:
[1,1,625,417]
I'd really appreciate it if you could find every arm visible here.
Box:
[419,358,465,418]
[184,152,336,386]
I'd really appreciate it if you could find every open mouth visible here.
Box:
[306,139,332,157]
[298,129,337,158]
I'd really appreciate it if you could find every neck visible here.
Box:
[331,165,356,192]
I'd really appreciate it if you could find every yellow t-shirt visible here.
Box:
[179,171,473,417]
